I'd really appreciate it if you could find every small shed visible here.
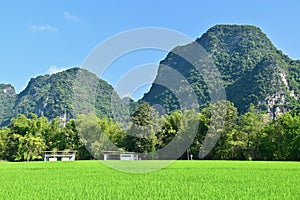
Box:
[43,150,77,161]
[103,151,138,160]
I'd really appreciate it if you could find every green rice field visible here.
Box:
[0,161,299,199]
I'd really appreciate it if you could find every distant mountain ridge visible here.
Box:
[0,68,121,126]
[142,25,300,117]
[1,25,300,126]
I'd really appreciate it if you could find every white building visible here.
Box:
[103,151,139,160]
[43,150,77,161]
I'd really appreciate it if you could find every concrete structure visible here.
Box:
[43,150,77,161]
[103,151,138,160]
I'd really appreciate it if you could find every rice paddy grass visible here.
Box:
[0,160,299,199]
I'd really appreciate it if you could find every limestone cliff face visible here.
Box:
[258,65,299,118]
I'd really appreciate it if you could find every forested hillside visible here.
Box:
[0,68,121,126]
[142,25,300,116]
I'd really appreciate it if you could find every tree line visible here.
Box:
[0,100,299,161]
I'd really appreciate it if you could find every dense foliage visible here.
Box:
[0,101,299,161]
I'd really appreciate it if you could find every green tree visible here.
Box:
[211,101,239,159]
[0,127,10,160]
[42,117,61,150]
[264,112,300,160]
[75,113,119,159]
[239,106,269,160]
[125,104,160,156]
[189,112,208,159]
[157,110,182,150]
[98,117,126,148]
[62,119,82,150]
[8,114,46,161]
[178,109,200,160]
[194,100,238,159]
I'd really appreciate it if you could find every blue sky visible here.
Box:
[1,0,300,100]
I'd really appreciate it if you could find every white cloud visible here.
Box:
[30,24,59,32]
[64,11,83,22]
[47,66,67,75]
